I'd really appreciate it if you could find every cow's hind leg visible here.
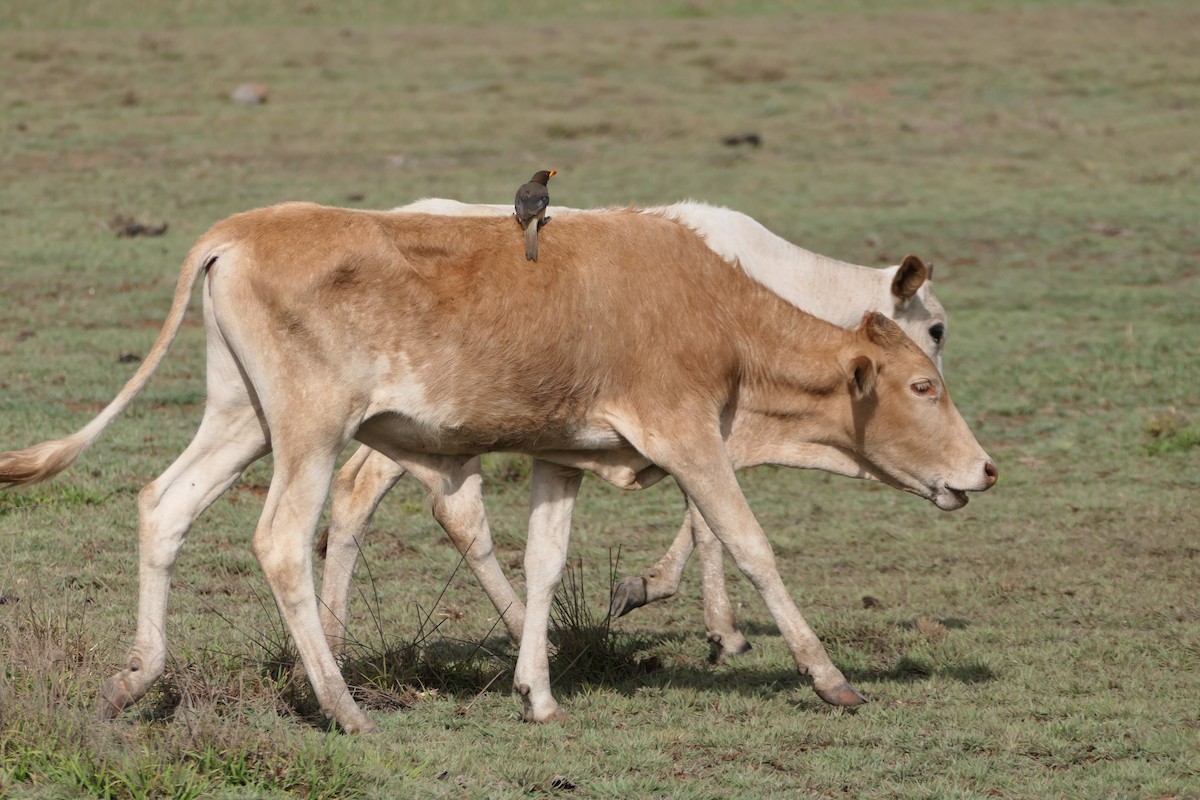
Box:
[319,445,407,657]
[689,499,753,662]
[100,402,269,719]
[609,515,692,616]
[343,433,529,646]
[400,453,525,645]
[253,435,377,733]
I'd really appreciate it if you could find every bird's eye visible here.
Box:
[911,380,935,396]
[929,323,945,344]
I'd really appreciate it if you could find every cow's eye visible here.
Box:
[911,380,934,396]
[929,323,945,343]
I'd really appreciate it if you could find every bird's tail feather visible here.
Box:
[524,221,538,261]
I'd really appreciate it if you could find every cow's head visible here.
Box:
[888,254,947,376]
[841,312,995,510]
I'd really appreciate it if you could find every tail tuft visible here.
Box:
[0,434,90,488]
[0,235,222,490]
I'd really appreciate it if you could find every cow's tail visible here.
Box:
[0,237,227,489]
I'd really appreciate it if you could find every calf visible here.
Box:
[318,199,950,661]
[0,205,994,730]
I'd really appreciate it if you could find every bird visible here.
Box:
[514,170,556,261]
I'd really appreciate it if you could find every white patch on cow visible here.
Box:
[365,351,463,435]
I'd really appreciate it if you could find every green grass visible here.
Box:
[2,1,1199,797]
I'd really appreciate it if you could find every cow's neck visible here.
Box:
[722,280,858,452]
[742,241,889,330]
[667,204,890,329]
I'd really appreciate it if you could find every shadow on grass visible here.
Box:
[324,553,1002,717]
[29,548,997,735]
[4,618,998,739]
[730,615,997,688]
[848,655,998,686]
[544,633,999,703]
[330,630,999,715]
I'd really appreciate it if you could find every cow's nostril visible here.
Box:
[984,461,998,487]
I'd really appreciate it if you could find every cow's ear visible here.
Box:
[860,310,903,346]
[844,352,878,400]
[891,254,928,302]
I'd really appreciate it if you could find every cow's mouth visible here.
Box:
[932,485,970,511]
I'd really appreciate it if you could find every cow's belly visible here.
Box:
[354,410,627,457]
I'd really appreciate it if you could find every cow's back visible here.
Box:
[204,205,755,442]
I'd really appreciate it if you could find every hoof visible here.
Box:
[707,632,753,665]
[522,706,569,724]
[99,675,137,719]
[814,681,868,707]
[515,682,566,723]
[324,702,378,734]
[609,577,648,617]
[343,717,380,735]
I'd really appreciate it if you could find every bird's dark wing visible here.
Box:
[514,184,550,223]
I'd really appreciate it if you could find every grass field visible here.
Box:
[2,1,1198,798]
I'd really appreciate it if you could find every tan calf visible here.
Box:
[0,205,995,730]
[318,199,951,662]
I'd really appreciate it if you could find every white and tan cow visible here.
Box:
[317,199,950,662]
[0,205,995,731]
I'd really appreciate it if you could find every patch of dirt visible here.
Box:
[109,214,168,238]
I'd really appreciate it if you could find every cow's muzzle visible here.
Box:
[933,459,998,510]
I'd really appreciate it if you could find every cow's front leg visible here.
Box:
[649,437,865,708]
[513,459,582,722]
[102,404,268,718]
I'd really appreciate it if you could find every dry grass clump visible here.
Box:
[0,603,369,798]
[549,554,658,689]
